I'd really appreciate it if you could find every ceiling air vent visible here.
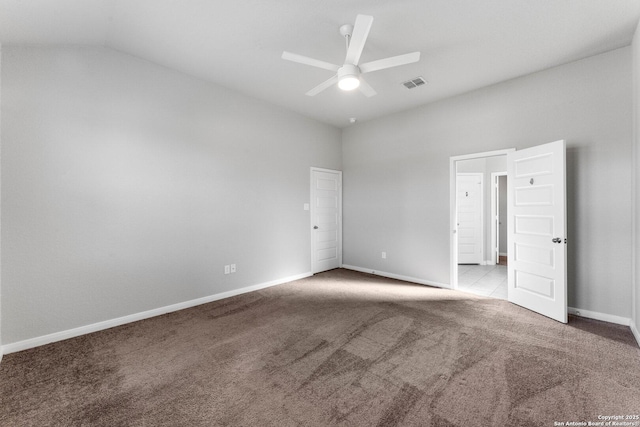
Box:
[402,76,427,89]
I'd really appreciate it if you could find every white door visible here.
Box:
[310,168,342,274]
[507,140,567,323]
[457,173,483,264]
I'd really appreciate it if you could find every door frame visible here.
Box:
[490,171,507,265]
[450,149,515,290]
[310,167,343,274]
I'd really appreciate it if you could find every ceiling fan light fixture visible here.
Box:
[337,64,360,91]
[338,75,360,91]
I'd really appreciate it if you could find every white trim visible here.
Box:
[310,167,343,274]
[567,307,631,326]
[342,264,451,289]
[450,149,515,290]
[1,272,312,355]
[450,158,458,289]
[450,149,515,162]
[631,321,640,348]
[490,171,507,266]
[309,167,341,174]
[490,172,498,265]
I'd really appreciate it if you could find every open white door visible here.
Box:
[507,140,567,323]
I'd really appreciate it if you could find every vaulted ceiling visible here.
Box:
[2,0,639,128]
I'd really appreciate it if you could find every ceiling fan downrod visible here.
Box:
[340,24,354,52]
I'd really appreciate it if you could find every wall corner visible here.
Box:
[0,42,3,362]
[632,18,640,348]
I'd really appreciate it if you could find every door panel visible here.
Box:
[514,185,553,205]
[507,140,567,323]
[311,169,342,273]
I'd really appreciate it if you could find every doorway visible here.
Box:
[450,141,567,323]
[457,171,509,299]
[490,172,508,266]
[450,149,514,296]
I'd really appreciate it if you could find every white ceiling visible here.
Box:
[2,0,640,128]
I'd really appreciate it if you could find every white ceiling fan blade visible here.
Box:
[359,52,421,74]
[345,14,373,65]
[358,77,377,97]
[306,75,339,96]
[282,51,340,72]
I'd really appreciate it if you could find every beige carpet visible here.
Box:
[1,269,639,426]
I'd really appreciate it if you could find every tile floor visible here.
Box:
[457,264,507,300]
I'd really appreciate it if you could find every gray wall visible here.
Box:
[1,42,637,348]
[343,47,633,318]
[0,42,2,360]
[1,46,342,345]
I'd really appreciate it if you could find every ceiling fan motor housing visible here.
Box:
[338,64,360,79]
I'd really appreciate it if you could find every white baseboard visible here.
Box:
[1,272,312,355]
[342,264,451,289]
[631,321,640,348]
[499,252,507,257]
[567,307,631,326]
[4,269,637,356]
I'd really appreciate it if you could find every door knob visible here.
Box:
[552,237,562,243]
[313,226,318,229]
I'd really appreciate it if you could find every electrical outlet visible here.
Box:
[382,252,386,259]
[230,264,236,273]
[224,265,230,275]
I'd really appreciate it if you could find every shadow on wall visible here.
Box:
[566,146,578,309]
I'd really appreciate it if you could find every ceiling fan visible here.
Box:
[282,14,420,97]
